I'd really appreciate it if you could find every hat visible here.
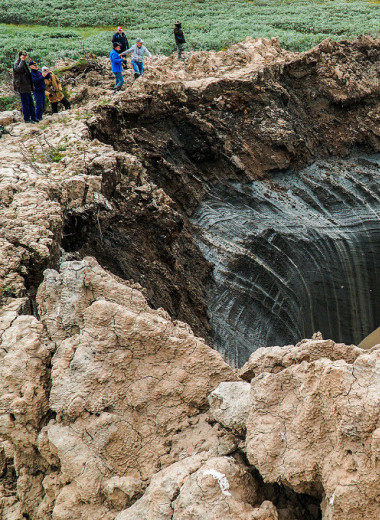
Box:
[175,20,180,25]
[29,60,37,66]
[136,38,143,43]
[117,26,123,31]
[41,66,49,73]
[113,42,121,48]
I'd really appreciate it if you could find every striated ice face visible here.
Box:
[192,155,380,367]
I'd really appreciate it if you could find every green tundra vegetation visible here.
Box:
[0,0,379,70]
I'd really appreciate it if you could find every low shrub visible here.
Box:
[0,1,378,71]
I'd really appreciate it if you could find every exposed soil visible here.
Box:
[0,36,379,520]
[83,36,379,341]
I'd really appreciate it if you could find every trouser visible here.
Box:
[132,60,144,76]
[33,90,45,120]
[19,92,36,122]
[177,43,184,59]
[113,71,124,90]
[51,97,71,114]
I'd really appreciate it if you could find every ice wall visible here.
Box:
[192,155,380,366]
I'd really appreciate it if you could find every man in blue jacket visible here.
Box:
[110,42,124,92]
[29,61,46,121]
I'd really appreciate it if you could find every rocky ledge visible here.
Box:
[0,258,378,519]
[0,37,379,519]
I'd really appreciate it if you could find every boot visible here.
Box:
[134,72,141,80]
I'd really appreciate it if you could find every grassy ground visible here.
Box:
[0,0,379,70]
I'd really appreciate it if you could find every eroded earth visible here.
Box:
[0,37,379,519]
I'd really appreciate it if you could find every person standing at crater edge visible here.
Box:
[174,20,186,60]
[13,50,37,123]
[112,26,129,70]
[121,38,152,80]
[29,61,46,122]
[112,26,129,54]
[110,42,125,92]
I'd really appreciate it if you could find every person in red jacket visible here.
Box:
[112,26,129,53]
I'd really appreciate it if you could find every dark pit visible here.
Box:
[192,154,380,366]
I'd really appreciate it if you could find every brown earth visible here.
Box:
[69,37,380,343]
[0,37,379,343]
[0,36,379,519]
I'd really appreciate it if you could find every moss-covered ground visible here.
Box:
[0,0,378,71]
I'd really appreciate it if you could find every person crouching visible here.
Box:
[42,67,71,114]
[110,42,124,91]
[29,61,46,121]
[121,38,152,80]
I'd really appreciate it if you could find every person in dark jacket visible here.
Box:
[174,21,186,60]
[29,61,46,121]
[112,26,129,53]
[13,50,37,123]
[110,42,124,91]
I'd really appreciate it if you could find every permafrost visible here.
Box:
[193,155,380,366]
[0,37,379,520]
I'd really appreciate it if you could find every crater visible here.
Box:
[86,37,380,367]
[192,155,380,366]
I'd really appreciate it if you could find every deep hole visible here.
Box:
[192,154,380,366]
[87,90,380,368]
[86,114,380,369]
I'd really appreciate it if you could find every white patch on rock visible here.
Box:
[203,469,232,496]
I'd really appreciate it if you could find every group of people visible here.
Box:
[13,50,71,123]
[110,36,152,90]
[13,21,186,122]
[110,21,186,92]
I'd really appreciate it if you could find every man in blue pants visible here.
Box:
[110,42,124,92]
[121,38,152,80]
[29,61,46,121]
[13,50,37,123]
